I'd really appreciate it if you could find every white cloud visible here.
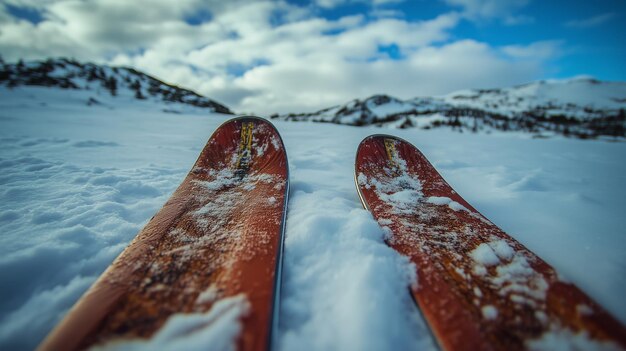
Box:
[315,0,404,9]
[0,0,235,60]
[501,40,563,60]
[443,0,532,24]
[565,13,616,29]
[0,0,559,114]
[227,39,545,114]
[316,0,348,8]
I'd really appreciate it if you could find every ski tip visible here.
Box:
[215,115,287,151]
[357,134,416,149]
[220,115,279,129]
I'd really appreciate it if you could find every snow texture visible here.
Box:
[470,239,516,268]
[481,305,498,320]
[469,237,550,308]
[1,86,626,350]
[92,294,249,351]
[426,196,468,211]
[470,243,501,267]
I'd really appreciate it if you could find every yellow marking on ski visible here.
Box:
[236,121,254,169]
[384,138,399,170]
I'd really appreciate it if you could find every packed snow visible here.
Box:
[426,196,468,211]
[470,243,502,267]
[1,86,625,350]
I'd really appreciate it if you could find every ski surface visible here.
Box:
[39,116,289,351]
[355,134,626,351]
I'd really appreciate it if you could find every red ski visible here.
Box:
[355,134,625,351]
[39,116,289,351]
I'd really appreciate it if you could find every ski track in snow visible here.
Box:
[1,87,625,350]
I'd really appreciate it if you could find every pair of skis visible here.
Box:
[39,117,625,350]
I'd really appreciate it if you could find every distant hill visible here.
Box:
[273,79,626,139]
[0,58,233,115]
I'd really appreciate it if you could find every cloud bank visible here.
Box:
[0,0,560,114]
[564,13,616,29]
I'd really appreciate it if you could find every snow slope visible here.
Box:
[1,86,625,350]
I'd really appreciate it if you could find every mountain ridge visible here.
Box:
[0,57,233,115]
[273,78,626,139]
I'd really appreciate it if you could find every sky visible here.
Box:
[0,0,625,114]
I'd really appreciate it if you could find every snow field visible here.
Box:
[0,150,184,348]
[1,86,625,350]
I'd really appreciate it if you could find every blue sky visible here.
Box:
[0,0,624,113]
[450,0,626,80]
[300,0,626,80]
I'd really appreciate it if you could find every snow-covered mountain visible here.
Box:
[274,79,626,139]
[0,58,233,114]
[3,58,625,139]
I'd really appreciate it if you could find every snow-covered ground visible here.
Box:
[1,86,625,350]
